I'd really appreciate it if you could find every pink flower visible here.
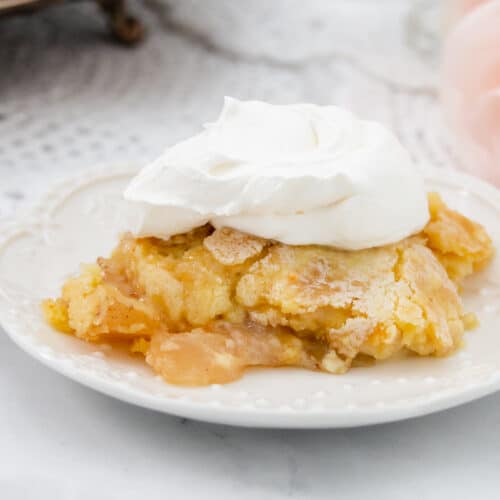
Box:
[442,0,500,186]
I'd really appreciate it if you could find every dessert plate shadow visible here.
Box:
[0,166,499,428]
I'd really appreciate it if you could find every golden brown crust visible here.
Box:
[424,192,494,281]
[42,193,494,385]
[203,227,268,265]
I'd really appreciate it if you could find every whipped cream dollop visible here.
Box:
[124,98,429,250]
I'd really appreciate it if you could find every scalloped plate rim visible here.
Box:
[1,165,500,429]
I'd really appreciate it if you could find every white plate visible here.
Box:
[0,167,499,428]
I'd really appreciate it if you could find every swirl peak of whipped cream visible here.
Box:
[124,97,429,249]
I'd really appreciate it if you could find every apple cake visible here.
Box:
[43,193,493,385]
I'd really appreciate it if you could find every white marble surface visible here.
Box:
[2,1,500,498]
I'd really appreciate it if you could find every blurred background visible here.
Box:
[1,0,499,216]
[1,0,446,220]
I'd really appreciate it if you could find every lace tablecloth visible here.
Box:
[1,0,448,222]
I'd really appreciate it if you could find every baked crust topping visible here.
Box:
[43,194,493,385]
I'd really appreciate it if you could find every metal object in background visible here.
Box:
[0,0,144,45]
